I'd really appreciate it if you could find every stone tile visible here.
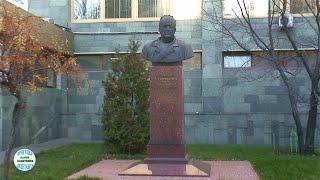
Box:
[213,117,228,130]
[195,120,214,144]
[203,64,222,79]
[259,95,277,103]
[214,129,228,144]
[223,78,238,86]
[184,97,202,103]
[264,86,287,95]
[68,95,97,104]
[203,97,223,113]
[224,103,250,113]
[68,127,92,141]
[91,125,103,141]
[236,128,247,144]
[227,116,248,128]
[244,95,259,104]
[184,103,202,113]
[49,0,67,7]
[184,79,191,96]
[67,104,97,113]
[251,103,290,113]
[185,126,196,144]
[228,127,237,144]
[202,78,223,97]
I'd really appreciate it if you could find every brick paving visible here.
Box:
[67,160,260,180]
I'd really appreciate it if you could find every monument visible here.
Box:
[119,15,210,177]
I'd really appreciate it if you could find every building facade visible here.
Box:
[1,0,320,150]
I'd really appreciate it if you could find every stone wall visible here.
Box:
[0,88,63,150]
[29,0,70,28]
[59,71,107,141]
[5,0,315,147]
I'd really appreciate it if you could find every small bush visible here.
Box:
[101,40,149,154]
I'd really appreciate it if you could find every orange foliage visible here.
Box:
[0,1,81,98]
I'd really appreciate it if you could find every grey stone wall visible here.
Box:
[0,89,17,151]
[59,71,107,141]
[0,89,4,150]
[72,20,202,53]
[29,0,70,28]
[3,0,314,147]
[29,0,202,53]
[0,88,63,150]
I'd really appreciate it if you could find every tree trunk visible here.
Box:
[304,88,318,155]
[277,66,305,154]
[2,98,23,180]
[288,94,305,155]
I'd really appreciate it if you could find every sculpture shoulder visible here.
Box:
[142,40,158,50]
[142,40,158,60]
[176,39,192,50]
[176,39,193,60]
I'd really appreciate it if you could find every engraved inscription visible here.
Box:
[154,74,177,89]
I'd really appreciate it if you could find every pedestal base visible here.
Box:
[119,160,211,177]
[144,156,188,164]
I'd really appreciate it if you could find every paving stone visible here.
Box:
[67,160,260,180]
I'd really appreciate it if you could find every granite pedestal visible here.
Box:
[119,62,210,177]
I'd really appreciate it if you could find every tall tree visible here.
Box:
[205,0,319,155]
[0,1,80,179]
[102,40,149,154]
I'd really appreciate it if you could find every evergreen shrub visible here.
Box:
[102,40,149,153]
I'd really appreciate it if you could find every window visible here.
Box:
[223,54,251,68]
[223,0,269,17]
[74,0,100,19]
[224,0,319,18]
[106,0,131,18]
[72,0,201,22]
[270,0,317,14]
[171,0,201,20]
[290,0,318,14]
[77,55,108,71]
[183,52,202,70]
[138,0,165,18]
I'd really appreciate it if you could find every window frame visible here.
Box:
[71,0,201,23]
[222,0,318,19]
[222,52,252,69]
[71,0,170,23]
[183,52,202,70]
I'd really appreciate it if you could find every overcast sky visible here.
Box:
[7,0,28,11]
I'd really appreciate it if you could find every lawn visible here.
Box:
[188,145,320,180]
[0,143,105,180]
[1,143,319,180]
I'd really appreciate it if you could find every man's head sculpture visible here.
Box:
[142,15,193,63]
[159,15,176,42]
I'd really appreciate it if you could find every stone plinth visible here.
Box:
[146,62,187,164]
[119,62,210,177]
[119,160,211,177]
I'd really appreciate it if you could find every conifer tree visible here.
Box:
[102,40,149,153]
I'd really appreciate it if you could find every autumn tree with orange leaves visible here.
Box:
[0,1,80,179]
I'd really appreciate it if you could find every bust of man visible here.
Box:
[142,15,193,63]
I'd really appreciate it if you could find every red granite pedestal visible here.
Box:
[119,62,210,177]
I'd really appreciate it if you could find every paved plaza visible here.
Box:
[67,160,260,180]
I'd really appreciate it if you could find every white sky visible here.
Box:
[6,0,28,11]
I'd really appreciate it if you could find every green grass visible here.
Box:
[1,143,319,180]
[1,143,106,180]
[188,145,320,180]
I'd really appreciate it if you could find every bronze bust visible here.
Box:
[142,15,193,63]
